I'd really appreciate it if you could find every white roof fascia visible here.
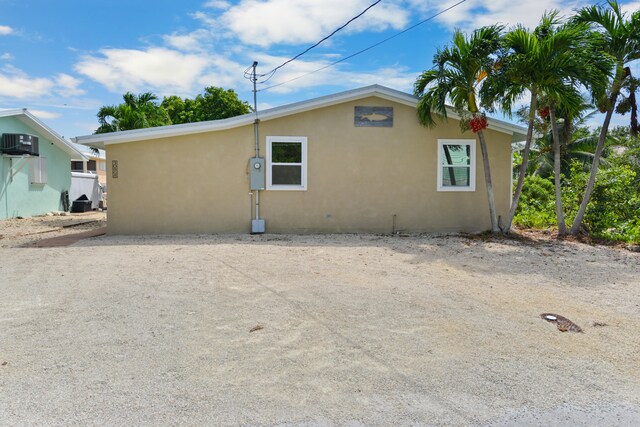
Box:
[73,85,528,148]
[1,108,88,160]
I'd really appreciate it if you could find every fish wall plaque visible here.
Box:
[355,106,393,127]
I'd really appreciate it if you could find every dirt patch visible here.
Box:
[0,233,638,425]
[0,211,106,248]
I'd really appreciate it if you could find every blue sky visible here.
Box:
[1,0,639,139]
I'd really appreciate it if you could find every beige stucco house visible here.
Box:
[74,85,526,235]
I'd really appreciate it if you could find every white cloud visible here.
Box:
[621,1,640,15]
[0,25,13,36]
[74,47,210,95]
[252,53,415,94]
[0,66,54,98]
[29,109,61,120]
[55,73,85,96]
[418,0,586,32]
[203,0,231,9]
[214,0,409,47]
[0,66,86,100]
[1,52,13,61]
[163,30,209,51]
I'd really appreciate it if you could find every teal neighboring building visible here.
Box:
[1,109,87,220]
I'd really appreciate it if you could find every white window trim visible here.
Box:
[437,139,476,192]
[266,136,308,191]
[29,156,47,185]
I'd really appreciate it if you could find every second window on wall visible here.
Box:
[437,139,476,192]
[266,136,307,191]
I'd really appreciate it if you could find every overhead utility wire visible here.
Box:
[256,0,468,92]
[254,0,383,84]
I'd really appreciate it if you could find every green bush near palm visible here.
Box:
[515,160,640,243]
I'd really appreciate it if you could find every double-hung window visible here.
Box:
[437,139,476,191]
[266,136,307,191]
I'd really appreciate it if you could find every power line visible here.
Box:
[250,0,383,84]
[256,0,468,92]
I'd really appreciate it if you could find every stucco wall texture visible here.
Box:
[106,97,513,234]
[1,116,71,220]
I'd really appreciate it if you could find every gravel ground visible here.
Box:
[0,211,106,248]
[0,232,638,426]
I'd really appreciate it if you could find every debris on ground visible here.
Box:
[249,325,264,333]
[540,313,583,333]
[593,321,608,327]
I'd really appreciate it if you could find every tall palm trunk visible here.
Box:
[504,92,537,233]
[630,87,638,136]
[477,129,499,232]
[569,100,616,235]
[549,105,567,235]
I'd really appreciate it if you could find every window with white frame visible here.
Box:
[437,139,476,191]
[29,157,47,185]
[266,136,307,191]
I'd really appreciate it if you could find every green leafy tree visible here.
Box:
[162,87,251,124]
[414,25,504,233]
[569,0,640,235]
[96,92,171,134]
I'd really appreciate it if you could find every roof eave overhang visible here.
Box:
[1,109,88,160]
[73,85,528,148]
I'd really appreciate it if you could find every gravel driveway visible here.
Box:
[1,233,639,426]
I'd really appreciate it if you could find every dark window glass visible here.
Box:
[71,161,84,171]
[272,165,302,185]
[87,160,97,171]
[272,142,302,163]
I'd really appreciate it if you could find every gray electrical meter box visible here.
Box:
[249,157,265,190]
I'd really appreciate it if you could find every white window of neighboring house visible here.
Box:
[99,161,106,171]
[266,136,307,191]
[29,157,47,185]
[437,139,476,192]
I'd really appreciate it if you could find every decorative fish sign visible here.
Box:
[360,112,391,122]
[355,106,393,127]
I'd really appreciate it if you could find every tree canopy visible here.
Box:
[94,86,251,134]
[95,92,171,134]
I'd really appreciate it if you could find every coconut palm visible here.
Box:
[96,92,171,134]
[569,0,640,235]
[482,11,610,234]
[414,25,503,233]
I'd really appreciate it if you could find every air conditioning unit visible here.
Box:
[1,133,40,156]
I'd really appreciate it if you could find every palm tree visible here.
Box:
[521,108,609,178]
[569,0,640,235]
[414,25,503,233]
[616,71,639,136]
[482,12,608,234]
[543,95,610,234]
[96,92,171,134]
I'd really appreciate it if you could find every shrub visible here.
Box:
[513,175,557,228]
